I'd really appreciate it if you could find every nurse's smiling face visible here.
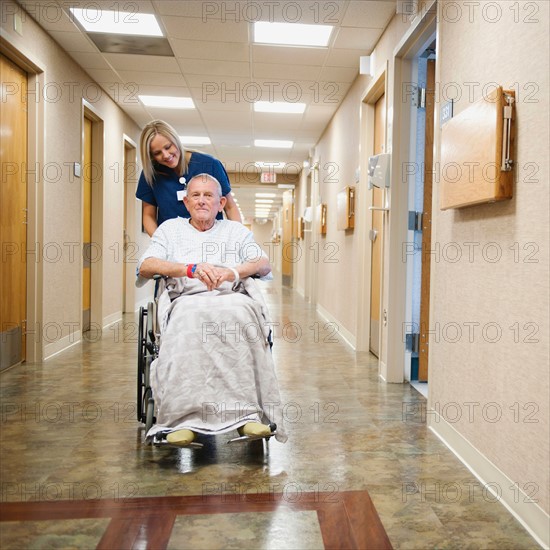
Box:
[149,133,180,169]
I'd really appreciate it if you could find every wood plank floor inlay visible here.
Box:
[0,490,392,549]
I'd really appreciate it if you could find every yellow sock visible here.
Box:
[166,429,195,446]
[238,423,271,437]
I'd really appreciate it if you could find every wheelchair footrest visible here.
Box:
[228,423,277,444]
[149,431,204,448]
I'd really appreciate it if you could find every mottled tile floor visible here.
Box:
[0,279,540,549]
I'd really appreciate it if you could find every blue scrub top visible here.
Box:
[136,151,231,225]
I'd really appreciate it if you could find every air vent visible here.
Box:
[88,33,174,56]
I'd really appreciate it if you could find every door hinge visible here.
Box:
[411,86,426,109]
[408,211,423,231]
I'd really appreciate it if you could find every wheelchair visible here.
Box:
[137,301,157,436]
[136,279,277,448]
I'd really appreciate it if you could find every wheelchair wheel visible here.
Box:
[137,302,157,426]
[137,306,147,422]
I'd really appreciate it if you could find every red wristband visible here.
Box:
[186,264,196,278]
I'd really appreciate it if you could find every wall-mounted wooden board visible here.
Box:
[337,186,355,230]
[440,87,515,210]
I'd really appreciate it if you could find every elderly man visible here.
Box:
[138,173,286,446]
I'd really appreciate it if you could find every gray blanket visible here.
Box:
[147,277,287,443]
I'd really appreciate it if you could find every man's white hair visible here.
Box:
[187,173,223,197]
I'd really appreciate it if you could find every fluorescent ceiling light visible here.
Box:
[179,136,211,145]
[255,199,274,204]
[254,22,333,47]
[254,101,306,114]
[139,95,195,109]
[255,139,293,149]
[70,8,163,36]
[256,193,276,198]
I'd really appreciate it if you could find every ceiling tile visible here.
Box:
[178,58,250,77]
[325,48,368,68]
[162,16,249,43]
[318,66,358,83]
[341,1,396,29]
[154,1,213,18]
[194,100,252,113]
[143,108,203,126]
[85,68,123,84]
[252,45,328,66]
[68,51,112,70]
[332,27,381,50]
[171,39,250,62]
[253,63,320,81]
[132,85,192,96]
[117,70,187,87]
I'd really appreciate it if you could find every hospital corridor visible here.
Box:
[0,1,549,549]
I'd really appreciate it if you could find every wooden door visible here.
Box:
[418,60,435,381]
[369,94,386,357]
[82,117,92,332]
[0,54,27,369]
[281,190,294,286]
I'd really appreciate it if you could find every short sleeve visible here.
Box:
[239,229,264,263]
[136,171,157,206]
[136,224,170,287]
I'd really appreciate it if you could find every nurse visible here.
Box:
[137,120,241,236]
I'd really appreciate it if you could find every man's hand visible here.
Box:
[193,263,236,291]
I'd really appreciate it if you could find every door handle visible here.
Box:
[369,229,378,242]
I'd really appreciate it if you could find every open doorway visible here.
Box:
[405,40,437,397]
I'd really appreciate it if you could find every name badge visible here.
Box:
[177,190,186,201]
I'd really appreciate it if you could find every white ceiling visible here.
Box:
[23,0,397,219]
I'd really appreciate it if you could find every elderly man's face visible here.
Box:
[183,178,227,223]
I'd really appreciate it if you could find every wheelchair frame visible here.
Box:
[137,302,157,435]
[136,281,277,446]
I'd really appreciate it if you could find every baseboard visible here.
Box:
[429,411,549,549]
[44,330,82,360]
[316,304,356,350]
[295,286,305,299]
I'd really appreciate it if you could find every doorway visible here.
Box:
[82,116,92,332]
[281,189,294,287]
[405,43,436,392]
[0,54,28,370]
[123,138,137,312]
[369,93,386,357]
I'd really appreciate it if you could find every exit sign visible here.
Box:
[260,171,277,183]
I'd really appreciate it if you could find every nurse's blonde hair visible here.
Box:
[139,120,188,186]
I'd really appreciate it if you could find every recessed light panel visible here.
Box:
[180,136,211,145]
[254,101,306,114]
[254,21,333,47]
[139,96,195,109]
[255,140,293,148]
[70,8,163,36]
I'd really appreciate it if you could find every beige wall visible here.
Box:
[1,1,143,356]
[311,13,410,347]
[430,0,549,514]
[304,0,549,524]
